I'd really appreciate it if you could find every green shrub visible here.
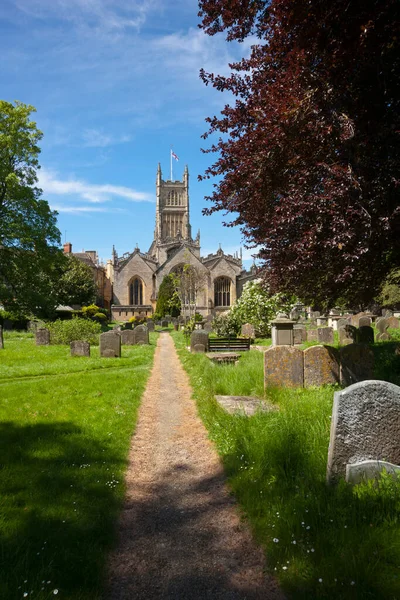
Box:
[0,310,29,330]
[212,312,241,337]
[93,312,107,322]
[48,318,102,345]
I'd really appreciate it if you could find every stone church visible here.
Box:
[107,164,255,322]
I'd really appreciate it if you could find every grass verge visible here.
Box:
[0,333,157,600]
[171,331,400,599]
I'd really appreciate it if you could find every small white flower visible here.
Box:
[273,538,279,543]
[23,594,28,598]
[292,540,296,544]
[282,566,287,570]
[319,578,323,583]
[306,526,310,530]
[351,581,355,586]
[53,590,59,595]
[311,548,315,552]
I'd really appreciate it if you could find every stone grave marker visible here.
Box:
[134,325,149,345]
[338,326,352,346]
[100,331,121,357]
[376,318,390,341]
[337,318,348,330]
[357,325,374,345]
[358,316,372,328]
[241,323,255,339]
[387,316,400,329]
[193,344,207,353]
[293,325,307,345]
[215,395,278,416]
[339,344,374,387]
[0,325,3,349]
[264,346,303,388]
[327,380,400,483]
[35,328,50,346]
[146,320,155,332]
[161,320,169,328]
[346,460,400,485]
[307,329,318,342]
[190,331,209,353]
[204,321,213,332]
[383,309,394,318]
[304,345,340,387]
[70,341,90,357]
[316,316,328,326]
[317,327,334,344]
[120,330,135,345]
[173,322,179,331]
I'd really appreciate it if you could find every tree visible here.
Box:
[57,256,97,307]
[155,274,181,318]
[0,100,62,315]
[198,0,400,308]
[378,269,400,308]
[171,264,208,319]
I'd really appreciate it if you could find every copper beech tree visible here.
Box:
[198,0,399,307]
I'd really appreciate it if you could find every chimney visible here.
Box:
[63,242,72,254]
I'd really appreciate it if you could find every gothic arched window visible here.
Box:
[129,277,144,305]
[214,277,231,307]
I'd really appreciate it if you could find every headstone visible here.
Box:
[264,346,304,388]
[35,328,50,346]
[70,341,90,357]
[358,316,372,328]
[329,309,340,316]
[316,317,328,326]
[327,380,400,483]
[120,330,135,345]
[215,395,278,416]
[204,321,213,332]
[376,318,390,341]
[161,320,168,328]
[387,316,400,329]
[346,460,400,485]
[351,312,366,328]
[289,308,299,321]
[338,326,353,346]
[337,318,348,330]
[173,322,179,331]
[293,325,306,345]
[357,325,374,345]
[190,331,209,353]
[304,345,340,387]
[146,320,155,332]
[382,309,393,318]
[271,314,295,346]
[342,324,357,344]
[241,323,255,339]
[100,331,121,357]
[307,329,318,342]
[0,325,3,349]
[317,327,334,344]
[193,344,206,353]
[340,344,374,387]
[134,325,149,345]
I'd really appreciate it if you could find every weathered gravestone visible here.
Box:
[307,329,318,342]
[134,325,149,345]
[264,346,303,388]
[100,331,121,357]
[204,321,213,332]
[241,323,255,339]
[336,318,348,330]
[326,380,400,483]
[215,395,278,416]
[387,316,400,329]
[70,341,90,357]
[35,328,50,346]
[382,309,393,318]
[317,327,334,344]
[161,320,169,328]
[346,460,400,485]
[340,344,374,387]
[358,316,372,328]
[173,322,179,331]
[339,324,357,346]
[317,317,328,327]
[146,320,155,332]
[376,318,390,341]
[190,331,209,353]
[293,325,307,345]
[351,312,366,327]
[0,325,3,349]
[357,325,374,345]
[304,345,340,387]
[120,330,135,345]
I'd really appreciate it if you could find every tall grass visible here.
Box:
[172,331,400,599]
[0,333,157,600]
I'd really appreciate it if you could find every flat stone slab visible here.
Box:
[346,460,400,485]
[215,395,278,416]
[207,352,241,364]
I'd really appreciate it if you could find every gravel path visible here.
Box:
[106,332,284,600]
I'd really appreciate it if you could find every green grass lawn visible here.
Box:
[0,332,157,600]
[171,331,400,599]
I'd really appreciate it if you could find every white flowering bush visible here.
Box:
[230,279,298,337]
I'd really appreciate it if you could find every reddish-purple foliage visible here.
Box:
[198,0,400,307]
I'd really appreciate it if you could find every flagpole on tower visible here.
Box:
[170,146,173,181]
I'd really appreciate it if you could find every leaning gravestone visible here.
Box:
[100,331,121,357]
[120,330,135,345]
[358,316,372,328]
[326,380,400,483]
[317,327,334,344]
[304,345,340,387]
[387,316,400,329]
[190,331,209,353]
[293,325,307,345]
[70,341,90,357]
[307,329,318,342]
[35,328,50,346]
[146,320,155,332]
[338,326,353,346]
[241,323,255,339]
[340,324,357,345]
[376,318,390,341]
[134,325,149,345]
[0,325,3,349]
[340,344,374,387]
[357,325,374,345]
[264,346,303,388]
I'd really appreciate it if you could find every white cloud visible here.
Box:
[38,168,153,203]
[82,128,131,148]
[50,205,110,213]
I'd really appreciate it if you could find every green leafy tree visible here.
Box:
[378,269,400,308]
[155,274,181,318]
[58,256,97,307]
[0,100,62,316]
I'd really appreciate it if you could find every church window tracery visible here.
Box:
[129,277,144,305]
[214,277,231,307]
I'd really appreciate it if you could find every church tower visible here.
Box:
[150,163,200,263]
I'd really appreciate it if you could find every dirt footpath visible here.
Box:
[106,332,284,600]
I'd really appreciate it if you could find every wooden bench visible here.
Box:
[207,337,251,352]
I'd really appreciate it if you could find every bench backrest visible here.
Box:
[208,337,250,352]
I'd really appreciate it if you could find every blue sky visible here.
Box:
[1,0,257,267]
